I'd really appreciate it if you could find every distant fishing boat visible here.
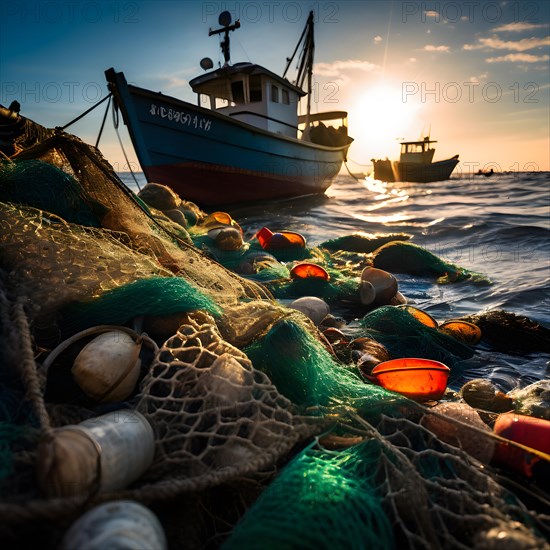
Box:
[371,137,459,183]
[105,11,352,206]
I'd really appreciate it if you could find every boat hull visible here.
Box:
[372,156,459,183]
[106,69,350,205]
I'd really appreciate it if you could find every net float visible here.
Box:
[439,319,482,346]
[36,410,155,499]
[371,358,450,401]
[256,226,306,250]
[71,329,142,404]
[290,262,330,281]
[288,296,330,325]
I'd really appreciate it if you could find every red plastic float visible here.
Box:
[290,263,330,281]
[256,227,306,250]
[492,413,550,478]
[371,358,450,401]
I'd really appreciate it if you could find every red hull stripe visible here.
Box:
[145,161,334,205]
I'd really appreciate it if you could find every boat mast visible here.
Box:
[209,11,241,67]
[283,11,315,138]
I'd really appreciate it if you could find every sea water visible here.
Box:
[120,171,550,391]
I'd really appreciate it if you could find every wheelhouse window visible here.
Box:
[231,80,245,104]
[271,84,279,103]
[249,75,262,102]
[282,89,290,105]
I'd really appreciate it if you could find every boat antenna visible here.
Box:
[209,11,240,67]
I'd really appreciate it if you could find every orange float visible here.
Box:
[290,263,330,281]
[371,358,450,401]
[439,320,482,345]
[398,305,438,328]
[256,227,306,250]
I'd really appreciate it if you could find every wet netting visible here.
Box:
[0,124,549,549]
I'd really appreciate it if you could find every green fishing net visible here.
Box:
[60,276,222,333]
[0,159,101,227]
[223,438,394,550]
[224,408,549,549]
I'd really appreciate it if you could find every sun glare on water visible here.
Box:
[347,84,422,164]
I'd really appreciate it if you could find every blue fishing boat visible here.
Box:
[372,137,459,183]
[106,11,352,206]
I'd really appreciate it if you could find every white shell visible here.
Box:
[288,296,330,325]
[61,500,167,550]
[72,330,142,403]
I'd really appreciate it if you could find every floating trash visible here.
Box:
[372,358,450,401]
[459,379,513,413]
[256,226,306,250]
[439,320,482,346]
[290,262,330,281]
[397,305,438,328]
[493,412,550,479]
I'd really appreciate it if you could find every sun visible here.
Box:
[347,84,422,166]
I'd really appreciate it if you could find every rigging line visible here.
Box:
[344,160,361,181]
[111,100,142,192]
[56,93,112,132]
[95,95,112,148]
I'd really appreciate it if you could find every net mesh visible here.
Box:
[0,122,548,549]
[136,315,319,484]
[225,408,549,549]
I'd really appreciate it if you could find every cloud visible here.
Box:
[486,53,550,63]
[424,10,439,17]
[492,22,549,32]
[409,57,417,63]
[373,35,383,44]
[422,44,450,52]
[469,72,489,82]
[313,59,379,77]
[464,36,550,51]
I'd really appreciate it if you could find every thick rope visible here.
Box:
[12,297,54,439]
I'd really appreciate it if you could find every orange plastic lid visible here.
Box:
[372,358,450,401]
[203,211,234,227]
[290,263,330,281]
[439,320,482,345]
[256,227,306,250]
[398,305,438,328]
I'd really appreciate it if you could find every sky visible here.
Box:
[1,0,549,173]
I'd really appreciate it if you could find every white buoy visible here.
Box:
[60,500,167,550]
[288,296,330,325]
[36,410,155,498]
